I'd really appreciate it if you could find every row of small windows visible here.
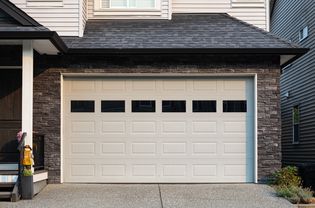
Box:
[71,100,247,113]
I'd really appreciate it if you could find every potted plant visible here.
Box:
[21,145,34,199]
[21,168,34,199]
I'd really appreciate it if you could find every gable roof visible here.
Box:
[0,0,67,53]
[63,14,305,55]
[0,8,20,27]
[0,0,39,26]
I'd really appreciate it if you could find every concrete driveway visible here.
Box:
[1,184,294,208]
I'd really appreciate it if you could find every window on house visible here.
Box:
[162,101,186,113]
[102,0,155,9]
[293,105,300,144]
[299,26,308,42]
[132,100,155,112]
[223,101,247,113]
[102,101,125,112]
[193,100,216,112]
[71,101,95,113]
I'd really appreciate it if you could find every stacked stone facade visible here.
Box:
[33,54,281,183]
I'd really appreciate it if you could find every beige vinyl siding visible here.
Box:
[172,0,231,13]
[172,0,267,30]
[10,0,81,36]
[229,0,267,30]
[88,0,170,19]
[79,0,88,36]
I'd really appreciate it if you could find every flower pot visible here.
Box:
[21,175,34,199]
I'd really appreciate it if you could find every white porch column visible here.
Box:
[22,40,33,150]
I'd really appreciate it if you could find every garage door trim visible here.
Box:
[60,73,258,183]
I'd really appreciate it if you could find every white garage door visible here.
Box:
[63,77,255,183]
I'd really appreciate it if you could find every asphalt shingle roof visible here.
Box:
[62,13,299,50]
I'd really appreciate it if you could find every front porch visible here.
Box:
[0,3,66,199]
[0,41,59,201]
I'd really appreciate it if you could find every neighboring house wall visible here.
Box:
[271,0,315,165]
[32,54,281,183]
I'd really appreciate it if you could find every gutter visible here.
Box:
[67,47,309,67]
[0,30,309,66]
[0,31,68,53]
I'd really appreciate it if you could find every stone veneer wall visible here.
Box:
[33,54,281,183]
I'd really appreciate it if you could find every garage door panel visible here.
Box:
[71,121,96,134]
[131,80,157,91]
[192,121,217,134]
[162,143,187,154]
[162,121,186,134]
[102,80,126,91]
[131,143,157,155]
[101,165,126,176]
[192,80,217,91]
[162,80,187,91]
[63,77,255,183]
[102,121,126,134]
[71,143,96,154]
[192,142,217,155]
[101,143,126,155]
[131,121,157,134]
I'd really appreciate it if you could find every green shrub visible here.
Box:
[22,169,33,176]
[276,186,314,204]
[270,166,301,187]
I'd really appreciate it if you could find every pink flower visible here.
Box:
[17,130,23,142]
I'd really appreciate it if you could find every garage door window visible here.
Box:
[162,101,186,112]
[223,100,247,112]
[102,100,125,112]
[71,100,95,113]
[132,100,155,112]
[193,100,216,112]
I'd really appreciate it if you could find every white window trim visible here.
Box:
[299,26,309,42]
[95,0,161,11]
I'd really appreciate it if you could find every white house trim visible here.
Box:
[60,73,258,183]
[33,171,48,182]
[254,74,258,183]
[265,0,270,31]
[22,40,34,157]
[60,73,64,183]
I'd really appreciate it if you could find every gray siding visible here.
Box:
[271,0,315,165]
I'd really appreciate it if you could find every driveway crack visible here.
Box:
[158,184,164,208]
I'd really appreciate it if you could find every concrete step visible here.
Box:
[0,191,12,199]
[0,182,15,188]
[0,170,18,175]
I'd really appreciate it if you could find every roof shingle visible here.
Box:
[63,14,300,50]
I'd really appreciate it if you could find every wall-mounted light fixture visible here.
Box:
[284,91,290,99]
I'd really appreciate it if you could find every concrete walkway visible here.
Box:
[0,184,294,208]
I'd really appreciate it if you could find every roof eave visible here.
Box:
[0,0,40,26]
[66,47,308,56]
[0,31,68,53]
